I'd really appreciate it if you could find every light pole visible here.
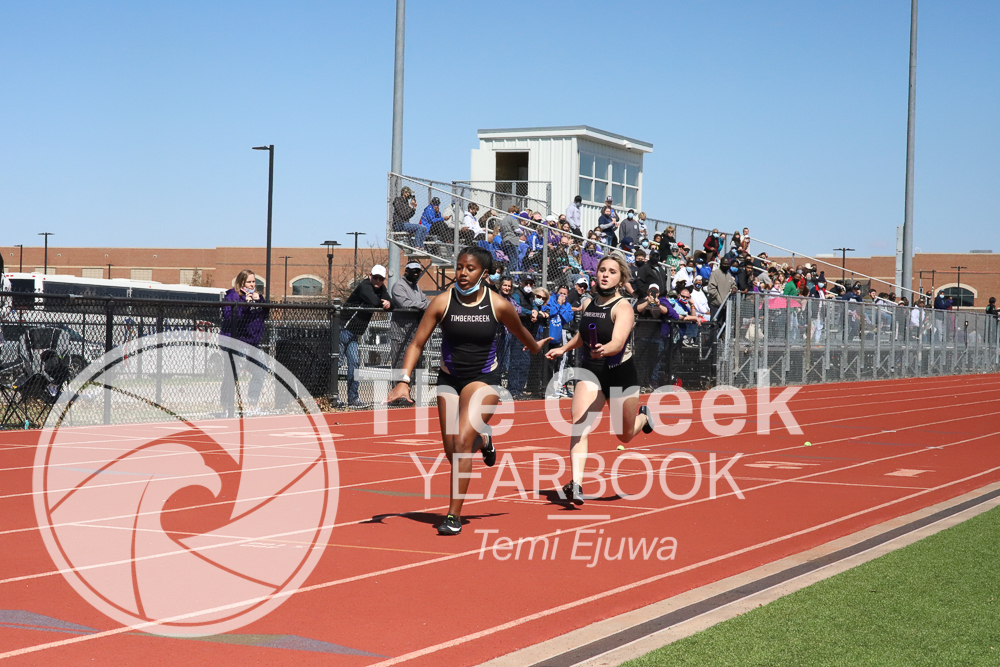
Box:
[834,247,855,283]
[107,264,113,279]
[345,232,367,285]
[322,241,341,304]
[952,265,968,309]
[252,145,274,302]
[13,245,23,272]
[901,0,919,294]
[278,255,292,301]
[387,0,406,289]
[39,233,54,275]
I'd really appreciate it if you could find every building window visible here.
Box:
[578,153,639,208]
[33,267,57,275]
[292,277,324,296]
[82,268,104,279]
[131,269,153,281]
[940,286,975,307]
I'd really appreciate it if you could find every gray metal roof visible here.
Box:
[477,125,653,152]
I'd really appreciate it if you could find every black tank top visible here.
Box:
[439,288,505,378]
[580,296,633,368]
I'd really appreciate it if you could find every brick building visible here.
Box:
[0,245,391,301]
[766,252,998,309]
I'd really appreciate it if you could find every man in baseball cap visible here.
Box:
[341,263,393,407]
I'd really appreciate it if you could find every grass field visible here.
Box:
[624,506,1000,667]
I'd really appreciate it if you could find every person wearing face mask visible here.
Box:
[389,261,431,368]
[619,209,641,249]
[706,257,737,316]
[703,228,723,258]
[690,276,711,321]
[387,248,549,535]
[565,195,583,232]
[672,258,694,291]
[598,206,618,246]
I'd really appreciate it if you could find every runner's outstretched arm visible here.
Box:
[494,295,551,354]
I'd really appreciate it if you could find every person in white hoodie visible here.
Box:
[672,258,695,290]
[689,275,711,322]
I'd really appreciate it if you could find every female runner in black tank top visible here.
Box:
[546,254,654,505]
[387,247,550,535]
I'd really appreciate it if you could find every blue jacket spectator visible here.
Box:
[543,294,574,341]
[420,202,444,231]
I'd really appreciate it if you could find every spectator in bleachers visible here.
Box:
[736,259,754,293]
[619,210,642,248]
[706,257,736,316]
[496,206,523,273]
[420,197,450,242]
[670,284,702,347]
[740,227,751,253]
[634,250,663,300]
[987,297,997,317]
[672,258,695,291]
[703,228,723,259]
[598,205,618,246]
[462,203,486,241]
[565,195,583,232]
[637,212,649,239]
[581,241,601,278]
[391,186,427,249]
[690,276,711,321]
[695,255,712,283]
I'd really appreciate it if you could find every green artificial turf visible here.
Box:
[624,505,1000,667]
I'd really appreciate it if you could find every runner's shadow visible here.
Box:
[362,512,506,527]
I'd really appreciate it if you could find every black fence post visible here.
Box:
[156,306,164,406]
[103,299,114,425]
[327,302,341,407]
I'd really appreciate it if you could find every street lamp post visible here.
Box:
[13,245,23,272]
[107,264,113,279]
[322,241,341,304]
[834,247,855,283]
[39,233,54,275]
[345,232,367,285]
[252,145,275,302]
[952,265,968,310]
[278,255,292,301]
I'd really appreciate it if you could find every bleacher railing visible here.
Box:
[717,292,1000,387]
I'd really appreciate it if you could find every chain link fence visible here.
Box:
[717,292,1000,387]
[1,291,724,428]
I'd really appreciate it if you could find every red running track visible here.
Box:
[0,374,998,665]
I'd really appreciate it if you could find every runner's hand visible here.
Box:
[386,382,413,404]
[545,346,564,360]
[530,337,553,354]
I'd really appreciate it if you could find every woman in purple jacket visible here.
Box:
[581,242,601,277]
[220,269,270,417]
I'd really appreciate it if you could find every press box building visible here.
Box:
[469,126,653,232]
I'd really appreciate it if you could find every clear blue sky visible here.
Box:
[1,1,997,257]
